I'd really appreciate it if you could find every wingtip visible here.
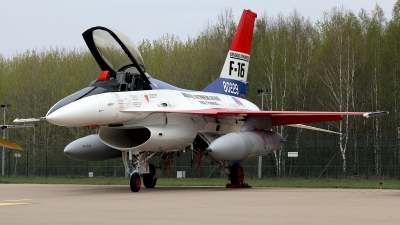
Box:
[363,111,389,118]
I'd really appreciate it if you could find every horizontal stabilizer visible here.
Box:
[363,111,389,118]
[288,124,342,135]
[0,138,23,151]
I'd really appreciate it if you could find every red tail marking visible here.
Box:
[229,10,257,54]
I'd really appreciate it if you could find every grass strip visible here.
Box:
[1,176,398,189]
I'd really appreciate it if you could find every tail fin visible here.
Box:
[202,9,257,98]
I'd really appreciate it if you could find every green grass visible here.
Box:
[1,176,399,189]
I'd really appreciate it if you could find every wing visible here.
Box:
[122,108,388,126]
[0,137,23,151]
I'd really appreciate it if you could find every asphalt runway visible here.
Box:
[1,184,399,225]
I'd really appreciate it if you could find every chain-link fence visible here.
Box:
[2,134,399,179]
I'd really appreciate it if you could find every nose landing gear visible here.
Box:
[130,173,141,192]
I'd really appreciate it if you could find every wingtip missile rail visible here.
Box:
[363,111,389,118]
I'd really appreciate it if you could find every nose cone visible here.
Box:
[46,96,103,126]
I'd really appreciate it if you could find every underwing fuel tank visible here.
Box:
[207,131,283,161]
[64,134,122,161]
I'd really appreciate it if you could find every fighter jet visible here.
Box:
[15,10,387,192]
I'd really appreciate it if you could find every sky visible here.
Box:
[0,0,397,58]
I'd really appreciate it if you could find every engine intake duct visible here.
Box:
[99,126,151,149]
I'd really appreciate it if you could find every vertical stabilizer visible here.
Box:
[202,10,257,98]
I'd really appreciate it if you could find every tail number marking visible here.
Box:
[229,61,246,77]
[223,81,239,95]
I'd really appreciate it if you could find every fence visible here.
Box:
[2,134,400,179]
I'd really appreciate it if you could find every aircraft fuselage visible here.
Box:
[46,89,260,127]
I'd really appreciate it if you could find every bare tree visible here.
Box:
[315,7,362,175]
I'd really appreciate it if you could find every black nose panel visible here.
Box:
[46,87,108,117]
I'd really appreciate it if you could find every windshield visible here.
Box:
[92,29,146,72]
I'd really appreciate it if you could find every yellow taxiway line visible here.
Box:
[0,199,31,207]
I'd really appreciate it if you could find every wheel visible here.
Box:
[130,173,141,192]
[143,164,157,188]
[230,163,244,186]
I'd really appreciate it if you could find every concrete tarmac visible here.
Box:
[1,184,399,225]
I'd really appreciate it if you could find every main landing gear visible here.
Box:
[226,163,251,188]
[125,149,251,191]
[192,135,251,189]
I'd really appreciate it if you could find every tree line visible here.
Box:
[1,3,400,177]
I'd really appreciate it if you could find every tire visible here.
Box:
[130,173,141,192]
[230,163,244,186]
[143,164,157,188]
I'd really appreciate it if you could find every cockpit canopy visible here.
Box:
[83,26,151,92]
[46,27,152,117]
[83,26,146,74]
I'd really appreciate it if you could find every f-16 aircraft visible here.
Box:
[15,10,387,192]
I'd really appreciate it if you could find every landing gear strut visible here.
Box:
[226,163,243,188]
[230,164,244,185]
